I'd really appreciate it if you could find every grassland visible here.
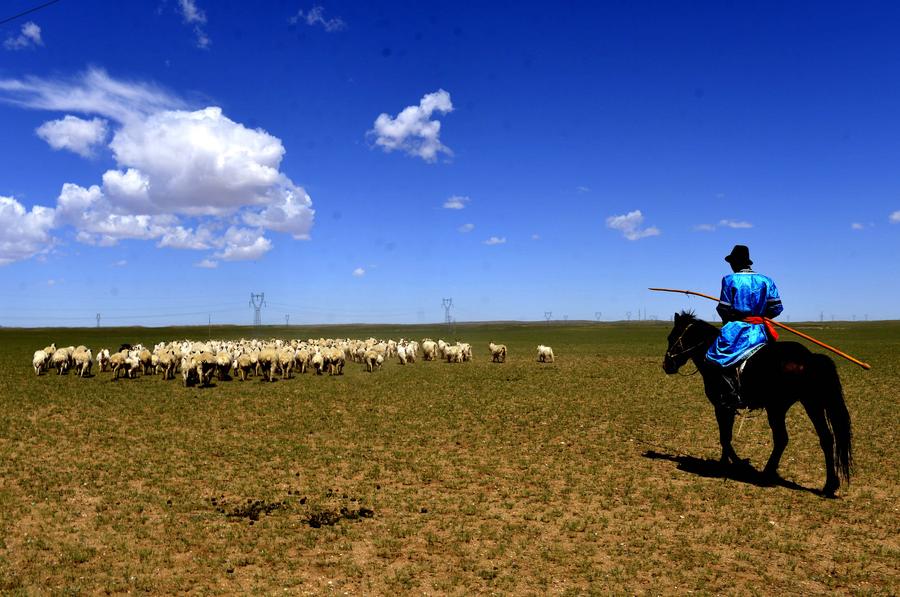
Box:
[0,321,897,594]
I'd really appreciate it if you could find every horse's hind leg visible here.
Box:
[714,405,743,466]
[762,407,789,482]
[802,402,839,495]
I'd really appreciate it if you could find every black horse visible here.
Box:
[662,311,852,496]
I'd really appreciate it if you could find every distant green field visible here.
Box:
[1,321,897,594]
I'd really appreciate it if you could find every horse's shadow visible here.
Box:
[642,450,824,496]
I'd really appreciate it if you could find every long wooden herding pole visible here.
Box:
[649,287,871,370]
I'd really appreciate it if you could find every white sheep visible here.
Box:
[445,345,463,363]
[96,348,110,372]
[310,351,325,375]
[537,345,555,363]
[277,348,295,379]
[73,348,93,378]
[234,353,253,381]
[156,351,176,380]
[257,347,277,381]
[325,347,344,376]
[364,349,383,372]
[489,342,507,363]
[50,348,70,375]
[110,351,127,380]
[32,350,48,375]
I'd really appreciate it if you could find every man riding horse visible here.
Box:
[706,245,783,410]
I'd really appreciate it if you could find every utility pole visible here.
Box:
[250,292,266,327]
[208,314,211,339]
[96,313,100,328]
[442,298,453,334]
[544,311,552,325]
[285,314,290,326]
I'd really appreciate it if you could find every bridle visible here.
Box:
[665,322,708,361]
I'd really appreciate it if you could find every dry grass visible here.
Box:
[0,321,897,594]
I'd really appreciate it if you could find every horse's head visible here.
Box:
[663,311,709,374]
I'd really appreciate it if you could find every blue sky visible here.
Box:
[1,0,898,326]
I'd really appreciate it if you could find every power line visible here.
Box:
[0,0,62,27]
[250,293,265,327]
[442,298,453,333]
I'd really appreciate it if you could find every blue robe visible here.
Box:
[705,269,783,367]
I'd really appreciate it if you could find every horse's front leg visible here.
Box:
[762,406,789,482]
[713,405,743,465]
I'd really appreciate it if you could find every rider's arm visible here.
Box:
[715,278,738,322]
[764,279,784,319]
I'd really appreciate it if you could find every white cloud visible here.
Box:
[352,267,365,277]
[890,211,900,224]
[606,210,660,241]
[458,223,475,233]
[443,195,469,210]
[177,0,210,48]
[107,107,303,218]
[369,89,453,162]
[213,227,272,261]
[195,258,218,269]
[4,22,43,50]
[693,220,751,232]
[576,186,590,193]
[531,233,541,240]
[46,278,59,287]
[718,219,753,229]
[0,67,184,123]
[850,222,865,231]
[241,182,314,240]
[54,183,177,246]
[289,6,346,31]
[157,225,215,250]
[179,0,206,23]
[0,69,314,265]
[113,259,128,267]
[102,168,152,212]
[483,236,506,245]
[0,196,56,265]
[36,115,108,157]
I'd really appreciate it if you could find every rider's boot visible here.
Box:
[719,367,746,410]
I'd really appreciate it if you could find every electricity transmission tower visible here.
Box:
[96,313,100,328]
[626,311,632,321]
[285,314,290,326]
[544,311,552,325]
[595,311,602,321]
[250,293,266,326]
[563,315,568,322]
[442,298,453,333]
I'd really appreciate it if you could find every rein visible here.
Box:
[666,322,708,376]
[666,323,707,360]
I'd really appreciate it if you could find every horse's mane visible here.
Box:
[676,310,718,335]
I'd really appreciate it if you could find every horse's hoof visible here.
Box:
[822,480,839,498]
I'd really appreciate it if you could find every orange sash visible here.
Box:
[744,316,778,341]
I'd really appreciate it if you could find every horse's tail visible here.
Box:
[811,353,853,484]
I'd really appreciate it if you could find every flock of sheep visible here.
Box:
[31,339,556,386]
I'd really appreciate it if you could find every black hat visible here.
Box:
[725,244,752,266]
